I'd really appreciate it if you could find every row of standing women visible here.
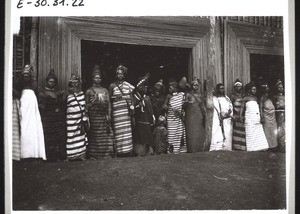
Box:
[211,79,285,153]
[12,64,285,162]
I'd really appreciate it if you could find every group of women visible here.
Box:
[12,64,285,162]
[211,79,285,153]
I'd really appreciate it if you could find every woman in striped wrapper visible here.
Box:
[109,65,135,157]
[163,80,187,154]
[66,74,88,161]
[240,82,269,151]
[230,79,246,151]
[85,65,114,159]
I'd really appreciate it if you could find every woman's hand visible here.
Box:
[162,104,168,110]
[240,116,245,123]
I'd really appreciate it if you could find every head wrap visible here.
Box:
[179,77,188,89]
[21,65,33,77]
[115,65,128,75]
[168,77,178,90]
[169,81,179,89]
[155,80,163,87]
[92,65,102,77]
[69,73,80,83]
[191,77,200,86]
[158,115,166,125]
[46,69,57,83]
[245,81,256,93]
[234,79,242,86]
[154,79,164,89]
[216,83,224,90]
[260,81,268,88]
[276,79,283,87]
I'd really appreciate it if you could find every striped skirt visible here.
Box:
[245,101,269,151]
[232,120,246,151]
[232,97,246,150]
[112,99,133,155]
[66,93,87,160]
[88,105,114,158]
[12,99,21,161]
[167,115,186,154]
[66,120,87,160]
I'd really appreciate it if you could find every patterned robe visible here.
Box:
[153,126,168,154]
[167,92,186,154]
[87,88,114,158]
[110,81,135,155]
[230,93,246,150]
[66,91,88,160]
[12,98,21,161]
[244,101,269,151]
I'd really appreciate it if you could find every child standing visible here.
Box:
[153,115,169,154]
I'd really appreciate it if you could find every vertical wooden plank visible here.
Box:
[215,20,222,86]
[30,17,39,91]
[203,17,216,151]
[77,36,82,83]
[188,49,193,84]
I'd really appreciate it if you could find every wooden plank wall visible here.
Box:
[224,20,283,96]
[38,17,81,92]
[225,16,283,29]
[213,19,222,86]
[38,17,59,91]
[224,21,250,96]
[61,17,209,48]
[228,21,283,55]
[188,21,221,96]
[59,20,82,90]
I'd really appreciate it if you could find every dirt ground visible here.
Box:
[12,151,286,211]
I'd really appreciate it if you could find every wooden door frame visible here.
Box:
[224,20,284,95]
[38,17,216,91]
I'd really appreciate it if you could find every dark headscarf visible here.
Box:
[21,65,33,77]
[46,69,58,83]
[115,65,128,76]
[92,65,102,77]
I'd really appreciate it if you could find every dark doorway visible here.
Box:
[250,54,284,93]
[81,40,190,91]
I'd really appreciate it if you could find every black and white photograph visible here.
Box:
[5,0,294,213]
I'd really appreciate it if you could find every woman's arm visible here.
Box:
[85,89,92,112]
[103,89,112,122]
[239,97,246,123]
[259,96,265,124]
[162,94,172,111]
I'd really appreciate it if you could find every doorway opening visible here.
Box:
[81,40,190,91]
[250,54,284,93]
